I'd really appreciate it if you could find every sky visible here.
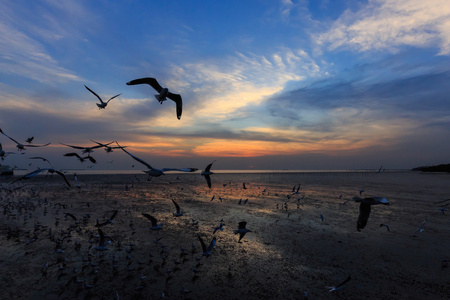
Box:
[1,0,450,171]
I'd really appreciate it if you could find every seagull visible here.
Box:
[26,137,34,143]
[63,152,96,163]
[85,85,121,109]
[201,161,215,189]
[90,140,125,153]
[96,210,118,227]
[116,142,197,180]
[142,213,163,230]
[0,128,50,151]
[126,77,182,119]
[352,196,390,231]
[10,168,71,187]
[29,156,53,168]
[60,141,113,155]
[233,221,251,243]
[327,275,352,292]
[172,199,184,217]
[198,235,216,257]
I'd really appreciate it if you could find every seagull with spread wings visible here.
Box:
[85,85,121,109]
[126,77,183,119]
[0,128,50,151]
[60,141,113,155]
[116,142,197,180]
[201,161,215,189]
[10,168,71,187]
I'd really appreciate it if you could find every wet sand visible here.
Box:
[0,171,449,299]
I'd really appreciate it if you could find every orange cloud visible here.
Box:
[191,138,376,157]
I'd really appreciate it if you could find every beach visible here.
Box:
[0,171,449,299]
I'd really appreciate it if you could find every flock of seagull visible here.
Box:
[1,77,448,298]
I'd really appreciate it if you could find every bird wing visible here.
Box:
[205,161,215,172]
[207,237,216,252]
[0,129,21,145]
[142,213,157,226]
[54,170,71,187]
[336,275,352,288]
[24,143,51,148]
[204,175,211,189]
[172,199,181,213]
[64,152,82,159]
[60,142,87,150]
[116,142,154,170]
[197,235,207,252]
[106,93,122,104]
[29,157,47,161]
[126,77,163,93]
[161,168,197,173]
[9,169,47,185]
[167,92,182,120]
[84,156,96,163]
[110,210,118,220]
[85,85,105,104]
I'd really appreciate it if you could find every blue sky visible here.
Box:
[1,0,449,171]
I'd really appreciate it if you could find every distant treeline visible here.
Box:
[411,164,450,173]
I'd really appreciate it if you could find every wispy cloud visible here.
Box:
[317,0,450,55]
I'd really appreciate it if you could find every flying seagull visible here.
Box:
[29,156,53,168]
[96,210,118,227]
[233,221,251,243]
[198,235,216,257]
[0,128,50,151]
[60,141,113,155]
[91,140,126,153]
[116,142,197,180]
[352,196,390,231]
[142,213,163,230]
[201,161,215,189]
[10,168,71,187]
[126,77,182,119]
[327,275,352,292]
[26,137,34,144]
[63,152,96,163]
[85,85,121,109]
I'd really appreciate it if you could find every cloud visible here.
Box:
[317,0,450,55]
[0,1,91,84]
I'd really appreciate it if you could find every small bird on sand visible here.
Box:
[126,77,183,119]
[172,199,184,217]
[327,274,352,292]
[85,85,121,109]
[142,213,164,230]
[233,221,251,243]
[201,161,215,189]
[198,235,216,257]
